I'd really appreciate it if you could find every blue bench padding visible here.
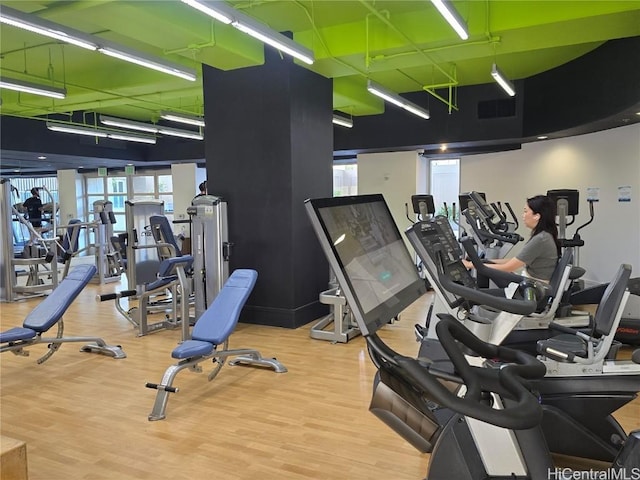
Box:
[0,327,37,343]
[145,256,194,291]
[21,264,97,334]
[171,340,215,359]
[171,269,257,360]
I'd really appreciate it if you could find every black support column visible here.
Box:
[202,49,333,328]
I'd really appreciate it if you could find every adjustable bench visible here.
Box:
[0,264,126,363]
[146,269,286,421]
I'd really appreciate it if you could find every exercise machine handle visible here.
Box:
[504,202,519,230]
[395,315,545,430]
[97,290,137,302]
[461,237,528,287]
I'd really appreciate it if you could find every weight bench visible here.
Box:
[146,269,287,421]
[0,264,126,364]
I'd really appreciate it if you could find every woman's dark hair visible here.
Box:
[527,195,561,256]
[198,181,207,193]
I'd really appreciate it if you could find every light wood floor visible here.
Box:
[1,281,638,480]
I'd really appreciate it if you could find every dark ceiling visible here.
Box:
[1,1,639,174]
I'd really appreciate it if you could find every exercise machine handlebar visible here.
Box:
[370,315,546,431]
[145,382,179,393]
[97,290,137,302]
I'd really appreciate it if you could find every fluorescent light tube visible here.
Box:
[0,6,98,50]
[491,63,516,97]
[332,114,353,128]
[100,115,158,133]
[47,123,108,137]
[0,6,195,81]
[181,0,314,65]
[430,0,469,40]
[100,115,204,140]
[160,111,205,127]
[156,128,204,140]
[0,77,67,99]
[232,21,314,65]
[180,0,234,24]
[47,121,157,143]
[98,48,197,81]
[367,80,430,120]
[108,133,157,144]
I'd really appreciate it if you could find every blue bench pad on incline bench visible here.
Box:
[171,269,257,360]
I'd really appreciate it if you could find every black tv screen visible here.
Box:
[305,194,427,336]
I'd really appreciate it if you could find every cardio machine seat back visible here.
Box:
[171,269,257,359]
[149,215,183,261]
[537,264,631,363]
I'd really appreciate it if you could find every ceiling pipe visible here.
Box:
[358,0,457,86]
[358,0,459,112]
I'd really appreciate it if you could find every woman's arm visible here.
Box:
[485,257,525,273]
[463,256,525,272]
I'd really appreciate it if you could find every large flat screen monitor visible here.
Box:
[305,194,427,336]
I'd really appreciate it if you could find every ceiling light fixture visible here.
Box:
[0,6,98,50]
[367,80,430,120]
[156,127,204,140]
[160,111,206,127]
[46,122,157,144]
[232,20,314,65]
[181,0,314,65]
[180,0,233,24]
[108,132,157,144]
[98,47,196,81]
[100,115,204,140]
[100,115,157,133]
[0,6,196,81]
[47,123,108,138]
[491,63,516,97]
[0,76,67,99]
[332,114,353,128]
[430,0,469,40]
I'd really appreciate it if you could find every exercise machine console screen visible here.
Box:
[305,194,426,336]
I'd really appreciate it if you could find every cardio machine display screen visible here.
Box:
[305,194,426,336]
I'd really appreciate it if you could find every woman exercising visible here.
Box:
[464,194,561,282]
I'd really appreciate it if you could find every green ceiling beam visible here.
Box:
[333,76,384,116]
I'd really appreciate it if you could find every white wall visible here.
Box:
[171,163,201,235]
[357,150,427,254]
[57,169,83,224]
[460,123,640,285]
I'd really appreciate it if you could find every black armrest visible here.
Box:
[440,275,536,316]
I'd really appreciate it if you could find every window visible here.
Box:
[333,162,357,197]
[430,159,460,235]
[84,170,173,233]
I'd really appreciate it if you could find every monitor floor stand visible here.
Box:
[310,287,360,343]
